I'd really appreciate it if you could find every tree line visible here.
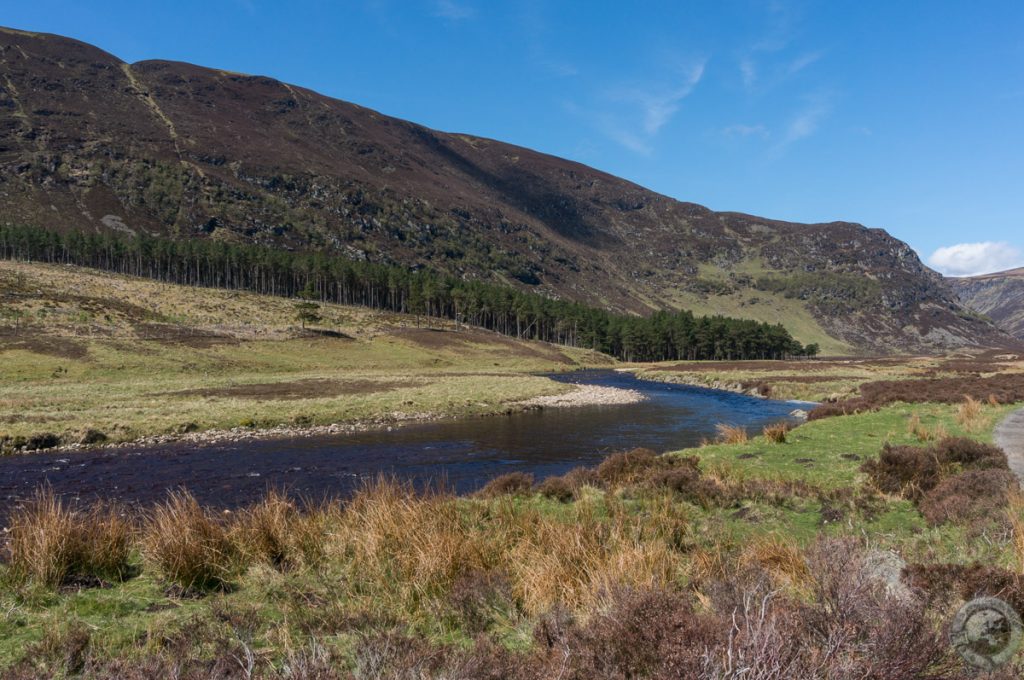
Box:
[0,224,818,361]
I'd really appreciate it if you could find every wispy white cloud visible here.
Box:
[787,51,821,75]
[772,94,831,150]
[929,242,1024,277]
[586,60,705,153]
[723,123,769,138]
[433,0,474,20]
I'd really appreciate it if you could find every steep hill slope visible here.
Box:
[948,267,1024,340]
[0,27,1012,354]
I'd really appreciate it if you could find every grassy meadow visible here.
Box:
[0,261,607,450]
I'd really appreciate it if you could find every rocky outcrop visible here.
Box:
[948,268,1024,340]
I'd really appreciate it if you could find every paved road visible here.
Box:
[995,408,1024,484]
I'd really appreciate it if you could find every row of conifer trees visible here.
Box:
[0,224,816,361]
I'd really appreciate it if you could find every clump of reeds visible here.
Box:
[231,490,329,570]
[142,490,237,591]
[762,422,790,444]
[715,423,748,444]
[3,488,133,588]
[956,395,986,432]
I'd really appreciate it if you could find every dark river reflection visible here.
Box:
[0,370,808,513]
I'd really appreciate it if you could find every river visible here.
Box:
[0,370,807,513]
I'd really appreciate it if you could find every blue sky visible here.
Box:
[6,1,1024,275]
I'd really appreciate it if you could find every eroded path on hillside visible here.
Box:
[996,408,1024,484]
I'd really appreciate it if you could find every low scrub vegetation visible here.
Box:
[3,408,1024,676]
[810,374,1024,420]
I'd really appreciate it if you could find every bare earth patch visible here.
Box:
[157,378,418,401]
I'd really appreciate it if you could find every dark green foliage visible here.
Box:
[294,301,322,329]
[0,224,812,361]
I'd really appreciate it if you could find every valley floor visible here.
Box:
[6,261,1024,676]
[0,261,614,453]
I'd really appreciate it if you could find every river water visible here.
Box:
[0,370,806,513]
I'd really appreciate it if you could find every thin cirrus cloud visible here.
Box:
[928,242,1024,277]
[590,59,707,154]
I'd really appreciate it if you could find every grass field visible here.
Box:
[2,394,1023,676]
[0,261,609,449]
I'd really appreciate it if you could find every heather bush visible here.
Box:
[861,443,942,500]
[810,372,1024,420]
[536,475,574,502]
[918,469,1017,527]
[477,471,534,498]
[596,447,659,484]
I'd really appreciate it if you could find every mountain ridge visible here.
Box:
[948,267,1024,341]
[0,26,1014,354]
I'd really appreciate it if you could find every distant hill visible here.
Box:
[948,267,1024,340]
[0,26,1014,354]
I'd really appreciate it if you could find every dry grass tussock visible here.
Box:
[334,478,684,616]
[3,487,133,588]
[715,423,748,444]
[956,395,987,432]
[231,490,330,570]
[762,421,790,443]
[143,490,238,592]
[7,475,1024,677]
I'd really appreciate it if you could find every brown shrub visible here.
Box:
[143,491,237,592]
[861,443,942,500]
[562,466,602,490]
[933,437,1008,470]
[918,469,1017,527]
[596,447,659,485]
[762,421,790,444]
[861,437,1008,503]
[904,562,1024,614]
[536,475,574,502]
[3,488,133,588]
[810,372,1024,420]
[645,464,729,509]
[476,472,534,498]
[447,570,516,634]
[532,587,723,679]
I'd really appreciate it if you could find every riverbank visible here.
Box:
[1,261,623,455]
[42,381,648,454]
[632,352,1024,403]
